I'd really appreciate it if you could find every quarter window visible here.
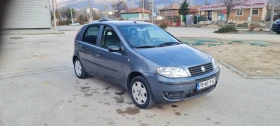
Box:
[83,26,100,45]
[252,10,259,15]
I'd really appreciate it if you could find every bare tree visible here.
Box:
[112,1,128,18]
[139,0,152,11]
[219,0,242,23]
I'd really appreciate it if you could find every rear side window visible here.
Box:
[83,26,100,45]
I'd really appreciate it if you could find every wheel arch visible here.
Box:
[72,55,78,64]
[126,71,145,90]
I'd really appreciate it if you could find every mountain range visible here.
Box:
[56,0,217,10]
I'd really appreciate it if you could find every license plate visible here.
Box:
[197,78,216,91]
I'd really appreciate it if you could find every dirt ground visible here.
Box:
[179,38,280,76]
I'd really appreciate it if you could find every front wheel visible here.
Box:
[277,32,280,34]
[130,76,155,109]
[74,58,88,79]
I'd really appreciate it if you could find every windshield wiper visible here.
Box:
[157,42,181,47]
[135,45,157,48]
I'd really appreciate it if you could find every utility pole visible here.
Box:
[88,0,93,21]
[52,0,57,30]
[71,8,73,24]
[270,0,276,32]
[248,0,253,28]
[105,5,108,18]
[131,0,133,9]
[152,0,154,23]
[143,0,145,22]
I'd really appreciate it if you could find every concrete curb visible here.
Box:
[2,30,65,35]
[219,61,280,79]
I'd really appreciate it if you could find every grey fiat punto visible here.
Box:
[73,21,220,109]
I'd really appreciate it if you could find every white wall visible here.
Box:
[4,0,51,29]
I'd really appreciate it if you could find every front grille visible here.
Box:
[185,85,215,98]
[272,24,280,29]
[188,63,213,77]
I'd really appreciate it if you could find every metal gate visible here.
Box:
[4,0,51,29]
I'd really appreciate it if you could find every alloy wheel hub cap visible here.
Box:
[75,61,82,76]
[132,81,147,105]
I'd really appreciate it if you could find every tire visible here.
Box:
[74,58,88,79]
[277,32,280,34]
[130,76,155,109]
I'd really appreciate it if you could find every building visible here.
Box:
[159,4,180,18]
[87,8,100,14]
[199,0,268,23]
[120,8,151,21]
[4,0,51,29]
[189,6,200,15]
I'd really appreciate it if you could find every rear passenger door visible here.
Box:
[94,26,125,85]
[78,25,101,75]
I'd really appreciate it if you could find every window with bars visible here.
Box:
[236,10,243,16]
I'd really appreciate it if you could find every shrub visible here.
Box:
[214,25,237,33]
[159,22,168,29]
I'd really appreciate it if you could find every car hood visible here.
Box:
[135,44,211,67]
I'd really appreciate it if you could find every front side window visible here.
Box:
[252,10,259,15]
[236,10,243,16]
[119,25,179,48]
[101,27,120,48]
[83,26,99,45]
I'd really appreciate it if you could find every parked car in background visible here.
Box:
[272,19,280,34]
[72,21,220,109]
[69,22,80,26]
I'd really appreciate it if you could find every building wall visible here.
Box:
[212,11,218,21]
[121,13,139,20]
[139,13,150,20]
[4,0,51,29]
[121,13,150,21]
[228,8,264,21]
[160,10,179,17]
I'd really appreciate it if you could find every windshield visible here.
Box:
[119,25,179,48]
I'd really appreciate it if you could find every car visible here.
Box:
[272,19,280,34]
[98,18,113,22]
[69,22,80,26]
[72,21,220,109]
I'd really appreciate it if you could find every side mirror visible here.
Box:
[108,46,122,52]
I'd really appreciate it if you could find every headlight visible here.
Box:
[212,59,218,69]
[156,67,190,78]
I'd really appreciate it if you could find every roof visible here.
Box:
[200,0,268,11]
[121,8,151,14]
[189,6,201,13]
[160,4,180,11]
[87,21,152,27]
[190,6,201,10]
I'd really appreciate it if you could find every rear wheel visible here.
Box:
[277,32,280,34]
[74,58,88,79]
[130,76,155,109]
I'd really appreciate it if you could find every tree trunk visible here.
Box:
[226,12,230,24]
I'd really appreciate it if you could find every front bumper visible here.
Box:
[272,24,280,32]
[144,67,220,102]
